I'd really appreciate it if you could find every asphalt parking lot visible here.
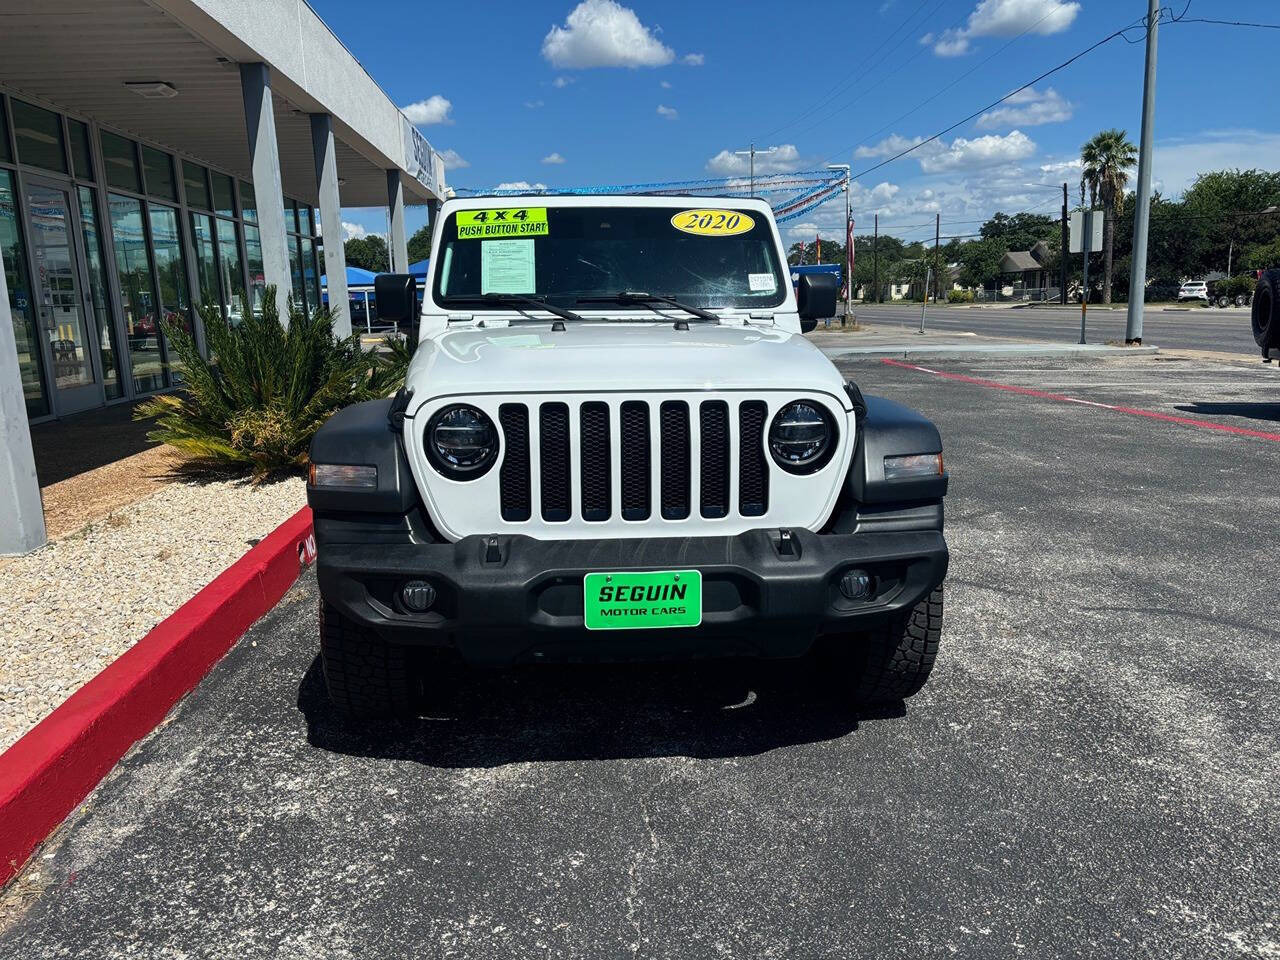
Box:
[3,354,1278,959]
[851,302,1258,355]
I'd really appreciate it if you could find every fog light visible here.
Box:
[839,569,875,602]
[401,580,436,612]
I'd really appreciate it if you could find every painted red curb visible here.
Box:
[0,505,315,886]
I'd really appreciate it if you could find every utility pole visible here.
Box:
[1125,0,1160,345]
[1060,182,1069,305]
[826,163,852,326]
[873,214,879,304]
[1080,211,1093,344]
[734,142,776,198]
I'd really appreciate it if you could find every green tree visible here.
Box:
[1080,129,1138,303]
[344,235,389,272]
[956,236,1006,290]
[406,224,433,265]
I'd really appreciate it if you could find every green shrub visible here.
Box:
[1213,275,1256,299]
[136,286,405,479]
[947,289,975,304]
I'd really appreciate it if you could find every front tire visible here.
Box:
[319,601,419,721]
[825,587,944,706]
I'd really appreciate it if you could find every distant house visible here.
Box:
[1000,241,1051,289]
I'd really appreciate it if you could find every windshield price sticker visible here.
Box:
[671,209,755,237]
[457,208,549,239]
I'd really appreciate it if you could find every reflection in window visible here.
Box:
[211,172,235,219]
[109,194,162,394]
[101,132,142,193]
[289,236,305,309]
[143,147,177,202]
[190,213,220,321]
[215,218,245,323]
[78,187,123,400]
[0,103,11,163]
[148,205,192,384]
[12,100,67,174]
[239,180,256,223]
[244,225,264,316]
[183,161,210,210]
[69,120,94,181]
[0,170,49,417]
[301,237,320,313]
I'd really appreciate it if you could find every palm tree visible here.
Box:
[1080,129,1138,304]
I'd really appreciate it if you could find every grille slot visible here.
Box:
[579,402,611,521]
[738,401,769,517]
[659,401,691,520]
[539,402,571,522]
[699,401,730,519]
[498,403,531,522]
[619,401,651,520]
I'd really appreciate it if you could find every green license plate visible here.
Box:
[583,570,702,631]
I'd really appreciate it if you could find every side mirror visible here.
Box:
[797,273,839,333]
[374,273,418,325]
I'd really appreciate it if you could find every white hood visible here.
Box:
[404,322,850,410]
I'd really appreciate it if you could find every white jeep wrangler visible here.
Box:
[307,195,949,720]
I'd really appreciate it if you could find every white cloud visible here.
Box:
[552,76,576,88]
[1039,157,1084,176]
[542,0,674,68]
[855,134,929,159]
[496,181,549,191]
[929,0,1080,56]
[919,130,1036,172]
[541,152,567,164]
[525,99,545,109]
[437,148,469,170]
[976,86,1073,128]
[401,94,453,126]
[657,104,678,120]
[341,221,367,240]
[681,53,705,66]
[705,143,802,175]
[660,80,672,89]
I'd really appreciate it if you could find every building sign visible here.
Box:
[402,118,441,198]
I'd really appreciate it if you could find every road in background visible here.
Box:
[3,355,1277,958]
[850,303,1257,355]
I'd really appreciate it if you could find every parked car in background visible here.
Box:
[1178,280,1209,302]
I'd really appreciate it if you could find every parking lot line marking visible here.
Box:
[880,358,1280,443]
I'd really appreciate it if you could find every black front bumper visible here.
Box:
[317,526,948,665]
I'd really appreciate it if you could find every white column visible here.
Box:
[310,113,350,337]
[0,260,47,554]
[240,62,292,324]
[386,171,408,273]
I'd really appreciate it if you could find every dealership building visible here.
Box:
[0,0,447,552]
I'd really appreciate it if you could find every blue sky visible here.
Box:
[315,0,1280,247]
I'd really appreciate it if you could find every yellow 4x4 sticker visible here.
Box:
[671,209,755,236]
[457,208,548,239]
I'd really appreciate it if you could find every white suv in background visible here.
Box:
[1178,280,1209,302]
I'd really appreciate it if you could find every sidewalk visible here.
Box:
[808,325,1159,360]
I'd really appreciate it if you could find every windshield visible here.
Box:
[433,205,787,312]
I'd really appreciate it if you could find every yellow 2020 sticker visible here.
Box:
[671,209,755,236]
[457,208,548,239]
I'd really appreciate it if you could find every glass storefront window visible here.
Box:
[77,187,123,400]
[182,161,210,210]
[215,218,245,323]
[288,235,305,309]
[0,102,11,163]
[0,170,49,417]
[101,132,141,193]
[109,193,163,394]
[284,197,299,233]
[244,224,264,316]
[211,172,235,218]
[301,237,320,313]
[297,205,312,236]
[190,213,220,321]
[149,205,192,384]
[69,120,94,181]
[239,180,256,223]
[12,100,67,174]
[142,147,177,202]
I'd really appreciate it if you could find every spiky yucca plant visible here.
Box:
[137,286,402,478]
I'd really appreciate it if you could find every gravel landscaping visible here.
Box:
[0,477,306,753]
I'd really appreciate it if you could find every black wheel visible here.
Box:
[1216,295,1230,308]
[319,600,420,720]
[822,587,944,706]
[1234,294,1248,308]
[1253,270,1280,348]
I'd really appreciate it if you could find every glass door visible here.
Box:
[23,177,103,415]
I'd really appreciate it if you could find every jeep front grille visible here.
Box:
[497,398,775,525]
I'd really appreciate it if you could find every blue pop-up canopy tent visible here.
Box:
[409,258,430,279]
[320,265,379,291]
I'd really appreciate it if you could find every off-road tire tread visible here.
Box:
[853,586,944,704]
[319,600,418,719]
[1252,268,1280,348]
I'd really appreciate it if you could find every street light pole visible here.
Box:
[735,143,777,198]
[1061,182,1069,305]
[1125,0,1160,345]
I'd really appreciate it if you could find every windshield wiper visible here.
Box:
[479,292,586,324]
[577,292,720,323]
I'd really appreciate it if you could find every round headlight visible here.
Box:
[769,401,836,473]
[426,405,498,478]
